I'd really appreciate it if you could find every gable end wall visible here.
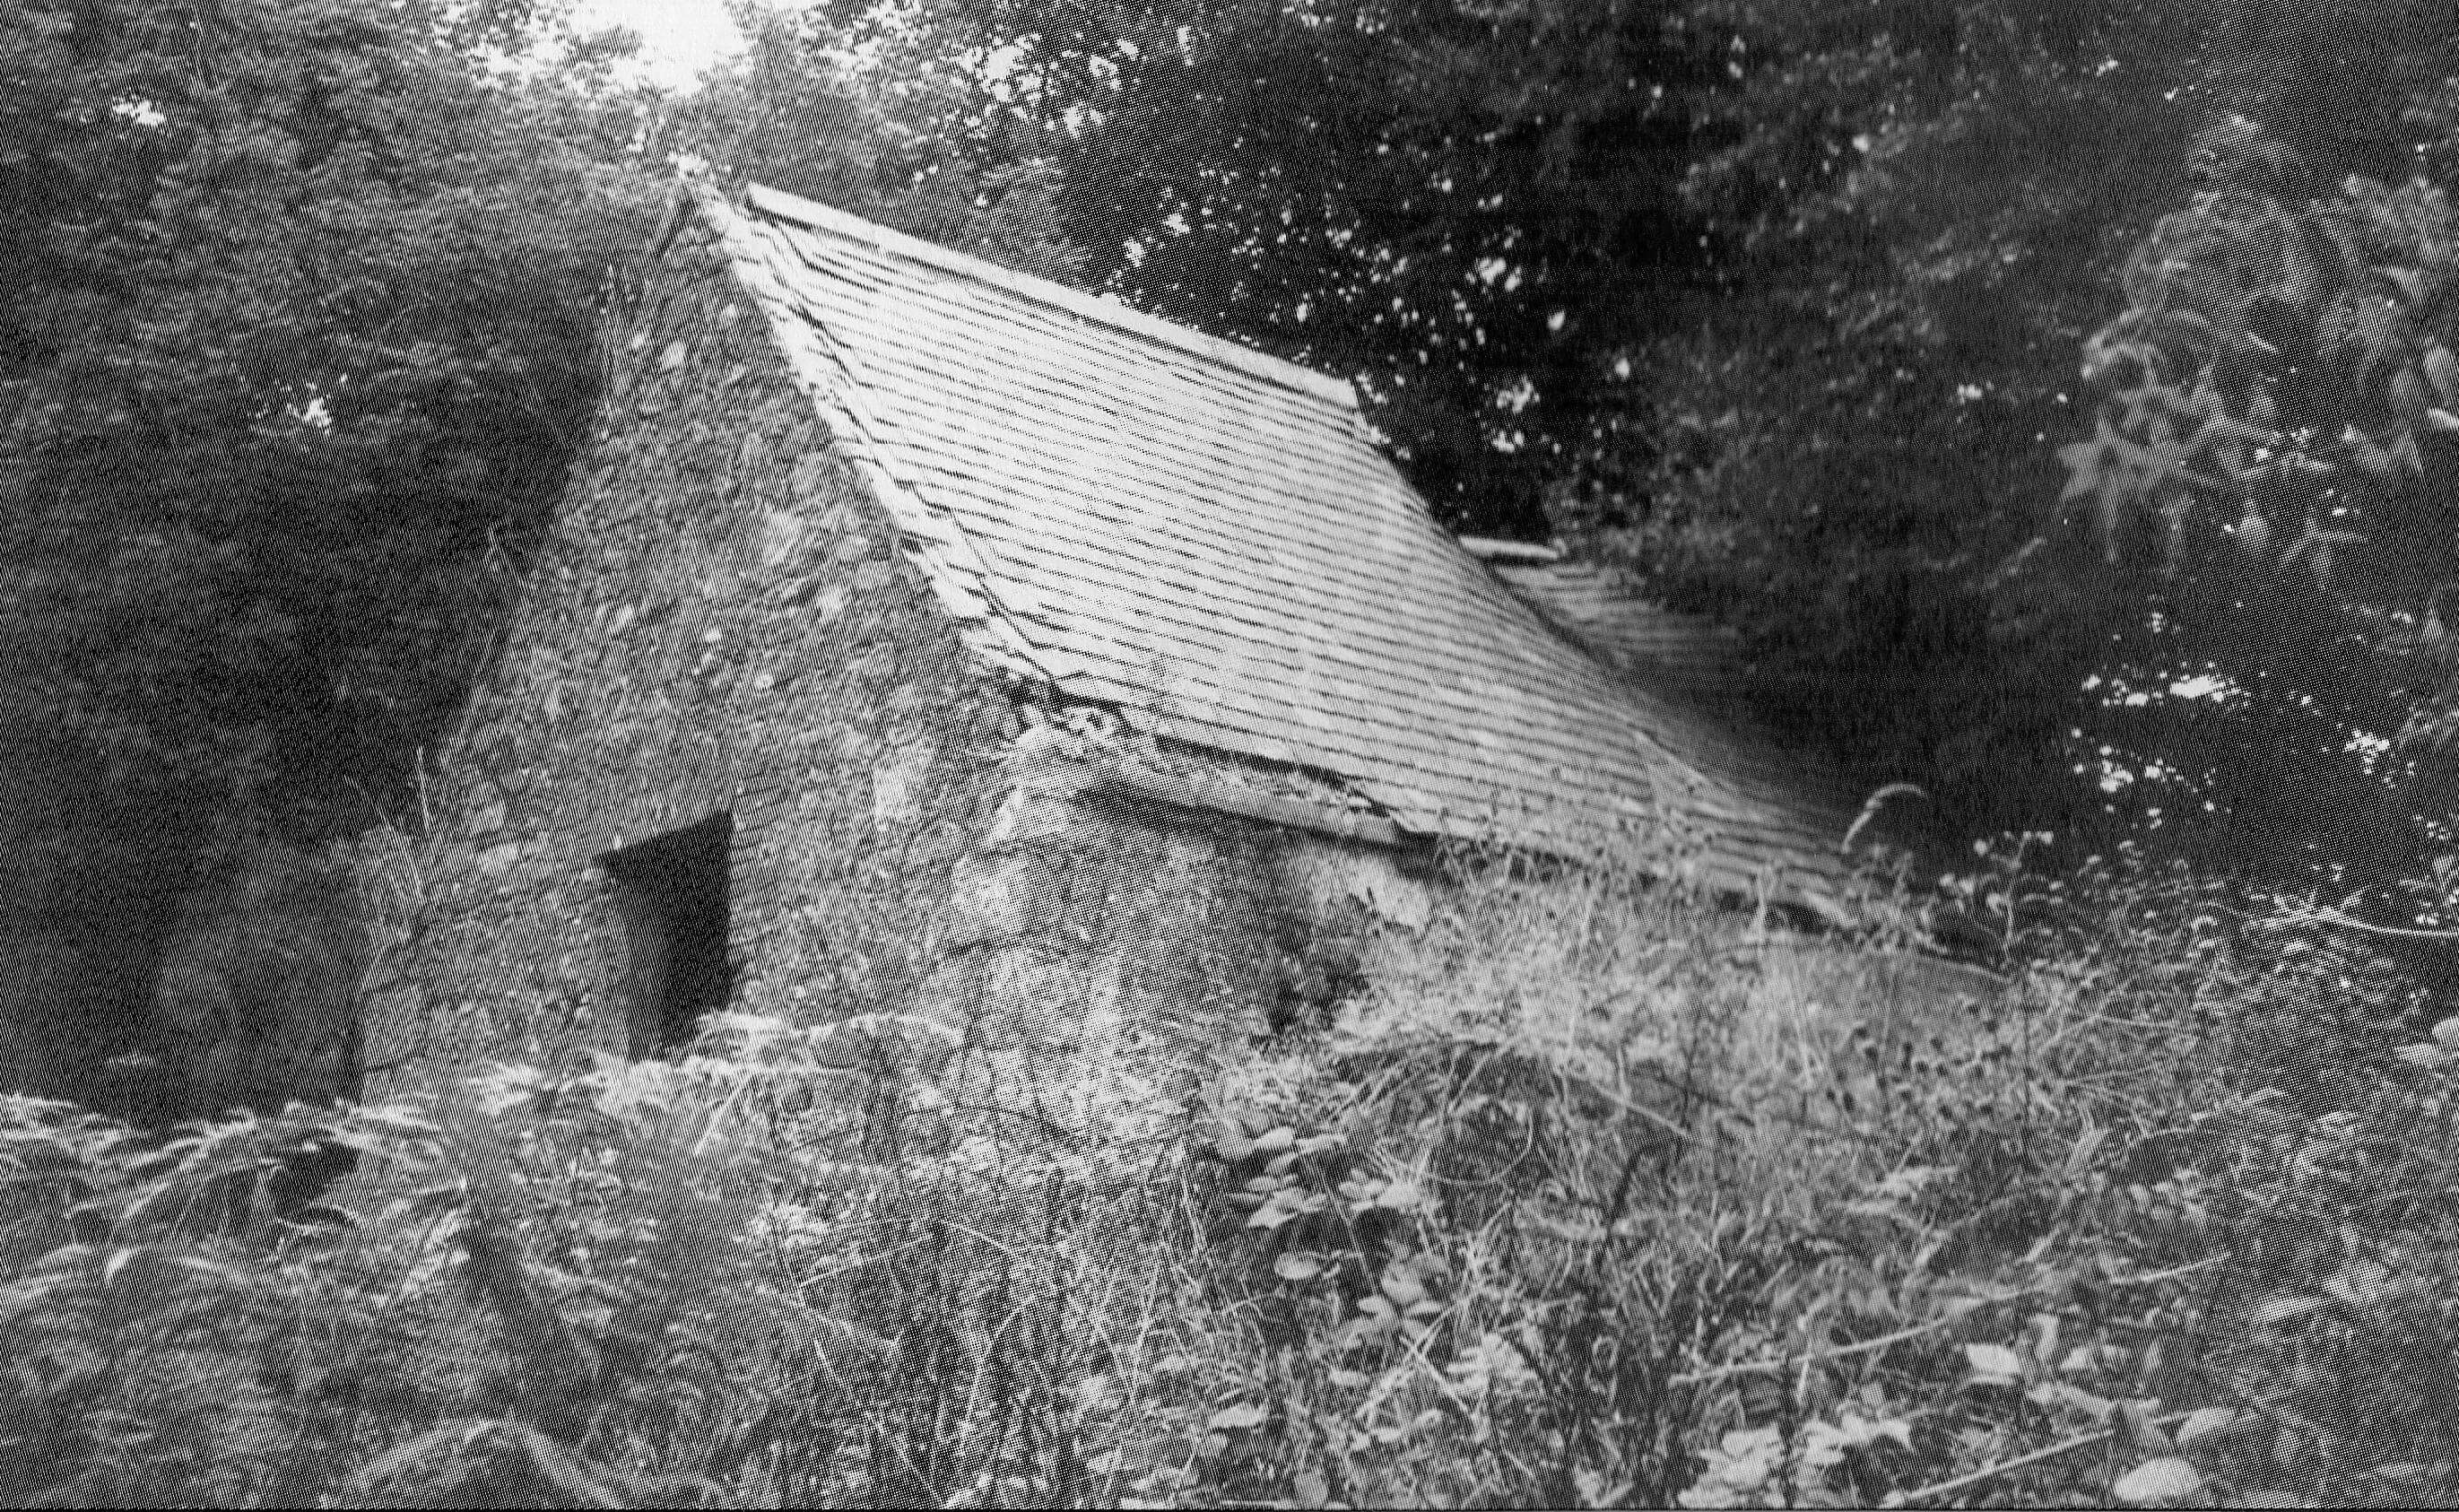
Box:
[352,219,1406,1121]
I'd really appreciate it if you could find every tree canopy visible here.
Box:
[1,0,665,863]
[15,0,2459,898]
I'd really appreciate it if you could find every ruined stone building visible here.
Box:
[353,176,1888,1125]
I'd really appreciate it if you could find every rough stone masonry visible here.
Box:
[349,210,1428,1145]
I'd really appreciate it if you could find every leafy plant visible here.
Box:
[1132,839,2459,1510]
[0,1094,453,1506]
[2059,118,2458,589]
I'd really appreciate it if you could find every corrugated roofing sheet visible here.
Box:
[692,178,1867,912]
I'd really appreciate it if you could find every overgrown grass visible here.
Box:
[3,841,2455,1507]
[1164,841,2459,1509]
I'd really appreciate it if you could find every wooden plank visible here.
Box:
[1081,762,1407,849]
[1458,535,1564,564]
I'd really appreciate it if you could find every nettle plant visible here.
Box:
[2057,117,2459,594]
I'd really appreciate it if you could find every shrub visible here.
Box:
[1153,842,2459,1508]
[7,839,2456,1508]
[0,1097,455,1506]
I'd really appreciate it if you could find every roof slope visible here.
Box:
[1490,560,1878,858]
[691,178,1864,910]
[1490,561,1751,713]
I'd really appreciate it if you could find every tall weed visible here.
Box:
[1160,842,2459,1508]
[7,836,2456,1507]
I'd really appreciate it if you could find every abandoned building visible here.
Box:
[350,174,1894,1132]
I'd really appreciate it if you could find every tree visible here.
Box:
[1521,0,2204,850]
[664,2,1085,284]
[2049,116,2459,874]
[796,0,1745,535]
[0,0,663,859]
[1615,0,2459,869]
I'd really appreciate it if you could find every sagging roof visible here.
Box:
[1486,558,1751,713]
[688,176,1870,913]
[1487,559,1883,865]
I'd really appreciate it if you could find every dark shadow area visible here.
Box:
[600,812,735,1057]
[0,726,196,1123]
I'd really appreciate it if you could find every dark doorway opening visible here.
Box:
[599,812,734,1057]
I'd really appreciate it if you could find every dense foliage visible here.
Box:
[0,0,664,860]
[1586,0,2458,865]
[665,4,1087,283]
[7,847,2455,1508]
[2048,127,2459,876]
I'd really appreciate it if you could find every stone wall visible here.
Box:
[352,216,1413,1122]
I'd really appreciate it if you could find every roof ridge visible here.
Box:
[733,180,1361,413]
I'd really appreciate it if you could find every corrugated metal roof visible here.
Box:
[691,177,1868,913]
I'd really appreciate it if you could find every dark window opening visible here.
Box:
[599,812,734,1057]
